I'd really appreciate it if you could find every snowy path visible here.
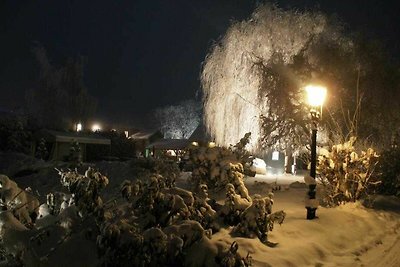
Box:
[248,173,305,185]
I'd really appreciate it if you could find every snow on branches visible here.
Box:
[201,4,352,151]
[317,137,380,206]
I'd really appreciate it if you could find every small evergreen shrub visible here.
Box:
[68,140,82,167]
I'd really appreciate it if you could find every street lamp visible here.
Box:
[305,85,327,220]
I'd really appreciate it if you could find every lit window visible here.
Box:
[272,151,279,161]
[124,131,129,138]
[208,142,216,148]
[191,142,199,146]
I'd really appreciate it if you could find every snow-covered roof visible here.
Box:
[129,129,161,140]
[188,124,212,142]
[36,130,111,145]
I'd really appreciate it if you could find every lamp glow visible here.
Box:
[191,142,199,146]
[76,123,82,132]
[305,85,327,107]
[92,124,101,132]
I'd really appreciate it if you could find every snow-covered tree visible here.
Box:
[201,4,355,152]
[155,100,201,139]
[202,3,400,153]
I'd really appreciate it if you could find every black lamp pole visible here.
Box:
[306,110,319,220]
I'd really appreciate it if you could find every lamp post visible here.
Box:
[305,85,327,220]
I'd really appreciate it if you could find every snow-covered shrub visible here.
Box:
[58,167,108,217]
[232,193,285,246]
[215,241,252,266]
[189,133,254,191]
[0,174,39,225]
[317,137,380,206]
[219,183,252,225]
[229,133,255,177]
[377,147,400,197]
[104,172,216,266]
[121,173,217,232]
[129,157,180,186]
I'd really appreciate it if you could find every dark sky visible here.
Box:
[1,0,399,126]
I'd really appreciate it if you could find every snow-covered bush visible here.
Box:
[0,174,39,225]
[0,158,285,266]
[377,147,400,197]
[189,133,254,191]
[317,137,380,206]
[129,157,180,186]
[215,241,252,266]
[231,193,285,246]
[105,172,216,266]
[219,183,252,225]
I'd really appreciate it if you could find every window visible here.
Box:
[272,151,279,161]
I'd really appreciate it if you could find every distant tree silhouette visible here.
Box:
[25,43,97,130]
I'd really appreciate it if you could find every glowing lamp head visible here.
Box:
[76,123,82,132]
[91,124,101,132]
[305,85,327,107]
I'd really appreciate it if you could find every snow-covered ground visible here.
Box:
[2,159,400,267]
[209,183,400,267]
[175,171,400,266]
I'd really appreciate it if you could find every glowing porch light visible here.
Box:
[76,123,83,132]
[208,142,216,148]
[305,85,327,107]
[191,141,199,146]
[92,124,101,132]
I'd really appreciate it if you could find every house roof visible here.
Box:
[147,139,189,150]
[36,130,111,145]
[188,124,212,142]
[130,129,161,140]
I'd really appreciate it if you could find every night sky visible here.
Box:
[1,0,399,126]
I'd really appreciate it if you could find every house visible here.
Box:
[129,129,163,157]
[33,130,111,161]
[188,124,214,147]
[146,139,190,159]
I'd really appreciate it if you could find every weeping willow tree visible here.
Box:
[201,4,357,153]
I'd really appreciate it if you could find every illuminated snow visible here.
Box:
[201,5,329,151]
